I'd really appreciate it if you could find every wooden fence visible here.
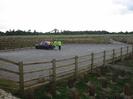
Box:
[0,45,133,96]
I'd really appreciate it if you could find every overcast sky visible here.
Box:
[0,0,133,32]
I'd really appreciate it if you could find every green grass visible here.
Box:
[32,58,133,99]
[117,59,133,67]
[0,79,18,88]
[1,60,132,98]
[1,34,133,50]
[0,78,19,93]
[0,35,110,50]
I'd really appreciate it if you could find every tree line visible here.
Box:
[0,29,133,36]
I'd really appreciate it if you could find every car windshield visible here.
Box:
[40,41,50,45]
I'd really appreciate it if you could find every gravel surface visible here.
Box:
[0,43,129,82]
[0,89,19,99]
[0,43,128,63]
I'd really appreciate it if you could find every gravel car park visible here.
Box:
[0,43,130,82]
[0,43,128,63]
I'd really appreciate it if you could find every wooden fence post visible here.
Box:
[91,53,94,72]
[51,59,56,95]
[127,46,129,58]
[103,50,106,66]
[18,61,24,97]
[120,47,123,61]
[112,49,115,64]
[132,45,133,57]
[75,56,78,79]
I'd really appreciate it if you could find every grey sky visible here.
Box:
[113,0,133,14]
[0,0,133,32]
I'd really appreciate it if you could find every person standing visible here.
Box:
[57,41,62,50]
[53,40,57,48]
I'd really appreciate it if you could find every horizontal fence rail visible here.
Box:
[0,58,19,91]
[0,45,133,95]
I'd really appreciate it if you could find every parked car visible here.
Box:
[35,41,55,49]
